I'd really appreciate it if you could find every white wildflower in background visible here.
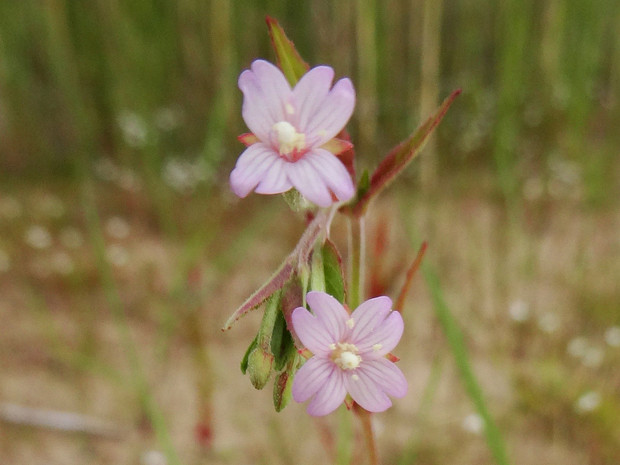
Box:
[162,157,208,193]
[141,450,167,465]
[537,313,560,334]
[118,111,148,148]
[106,244,129,267]
[575,391,601,414]
[581,346,604,368]
[462,413,484,434]
[604,326,620,348]
[508,300,530,323]
[154,107,183,132]
[105,217,131,240]
[567,337,588,359]
[567,337,605,368]
[50,251,74,275]
[25,225,52,249]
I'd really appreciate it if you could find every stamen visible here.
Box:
[346,318,355,329]
[372,343,383,352]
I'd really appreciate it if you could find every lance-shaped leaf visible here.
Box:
[222,209,329,331]
[346,89,461,217]
[266,16,309,86]
[221,259,294,331]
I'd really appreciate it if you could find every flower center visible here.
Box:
[330,342,361,370]
[272,121,306,161]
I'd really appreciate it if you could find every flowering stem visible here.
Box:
[347,215,366,309]
[354,404,378,465]
[348,214,378,464]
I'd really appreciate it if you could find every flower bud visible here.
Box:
[247,348,274,390]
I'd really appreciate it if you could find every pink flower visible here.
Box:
[230,60,356,207]
[291,291,407,416]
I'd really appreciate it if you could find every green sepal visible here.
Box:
[266,16,309,86]
[273,369,293,412]
[273,352,300,412]
[282,188,308,212]
[271,309,295,372]
[240,334,258,374]
[322,240,346,303]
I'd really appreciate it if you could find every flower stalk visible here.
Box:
[347,215,366,310]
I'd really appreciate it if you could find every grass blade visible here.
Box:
[423,265,511,465]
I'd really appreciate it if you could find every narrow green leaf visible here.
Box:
[221,259,294,331]
[266,16,309,86]
[423,265,511,465]
[347,89,461,217]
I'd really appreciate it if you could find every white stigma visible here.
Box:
[272,121,306,157]
[336,351,362,370]
[331,342,362,370]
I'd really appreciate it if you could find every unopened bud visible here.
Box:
[247,348,274,390]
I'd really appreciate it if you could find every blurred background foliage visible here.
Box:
[1,0,618,204]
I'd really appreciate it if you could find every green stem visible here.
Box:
[355,404,379,465]
[348,215,366,310]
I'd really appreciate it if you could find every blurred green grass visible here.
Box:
[1,0,618,203]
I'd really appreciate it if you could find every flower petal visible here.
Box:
[305,77,355,145]
[255,157,293,194]
[292,356,335,403]
[358,357,408,398]
[239,60,292,140]
[306,291,350,342]
[285,158,333,207]
[306,369,347,416]
[305,148,355,202]
[349,296,393,343]
[292,66,334,132]
[344,368,392,413]
[355,311,404,359]
[229,143,280,198]
[292,307,335,356]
